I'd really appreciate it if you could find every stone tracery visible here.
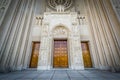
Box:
[48,0,73,11]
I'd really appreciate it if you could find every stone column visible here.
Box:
[85,0,120,71]
[16,0,35,70]
[37,23,51,70]
[85,0,110,70]
[70,23,84,70]
[8,0,27,70]
[101,0,120,72]
[22,0,36,69]
[8,0,33,71]
[0,0,22,72]
[0,0,36,72]
[37,37,51,70]
[48,36,53,69]
[70,37,84,70]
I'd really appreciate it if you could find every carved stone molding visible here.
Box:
[52,26,68,37]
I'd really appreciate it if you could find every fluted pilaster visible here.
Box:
[85,0,120,71]
[0,0,36,72]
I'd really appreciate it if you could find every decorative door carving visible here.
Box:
[53,40,68,68]
[30,42,40,68]
[81,42,92,68]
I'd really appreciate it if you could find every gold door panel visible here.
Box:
[53,40,68,68]
[81,42,92,68]
[30,42,40,68]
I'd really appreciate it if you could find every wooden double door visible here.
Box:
[81,42,92,68]
[53,40,68,68]
[29,42,40,68]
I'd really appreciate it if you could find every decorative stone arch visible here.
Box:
[52,24,70,38]
[50,24,71,68]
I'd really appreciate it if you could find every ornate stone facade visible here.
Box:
[0,0,120,72]
[37,12,84,70]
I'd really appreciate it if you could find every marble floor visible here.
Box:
[0,69,120,80]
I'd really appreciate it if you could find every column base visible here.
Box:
[111,66,120,72]
[99,66,111,70]
[16,66,22,70]
[0,67,9,73]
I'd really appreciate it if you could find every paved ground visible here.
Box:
[0,69,120,80]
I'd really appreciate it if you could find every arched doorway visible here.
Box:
[52,25,69,68]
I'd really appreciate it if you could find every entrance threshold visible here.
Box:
[52,68,70,70]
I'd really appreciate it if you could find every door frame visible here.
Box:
[52,39,70,68]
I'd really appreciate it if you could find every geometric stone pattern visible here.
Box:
[0,69,120,80]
